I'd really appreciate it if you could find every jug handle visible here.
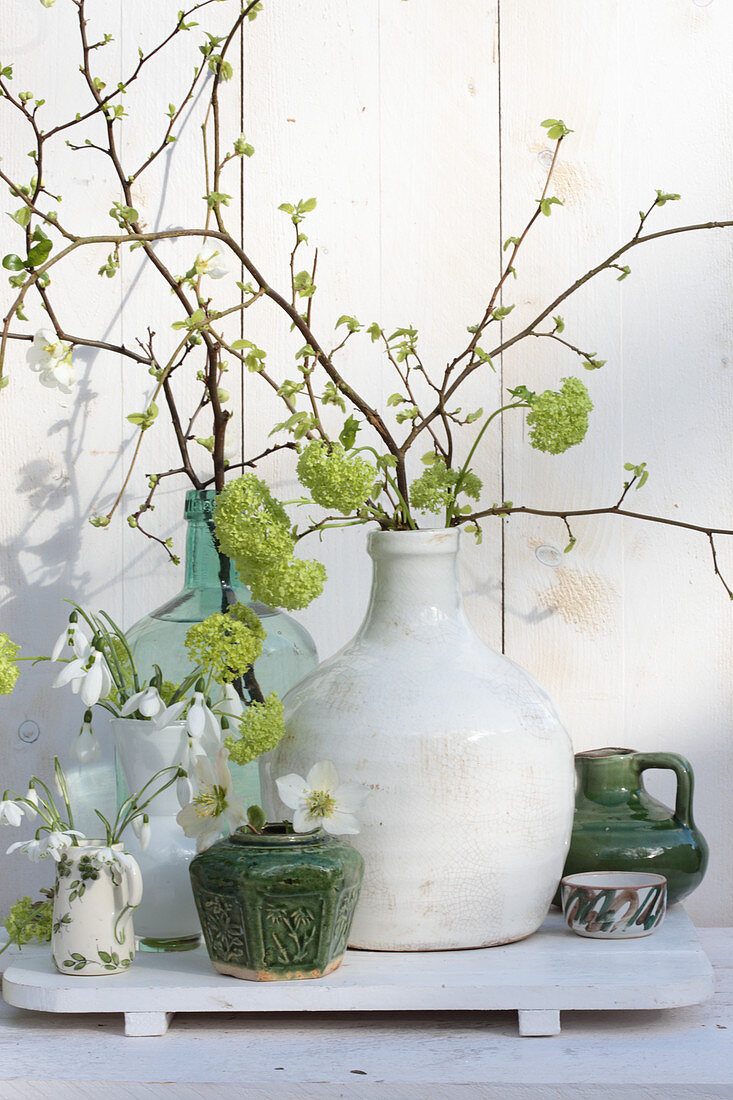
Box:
[634,752,695,828]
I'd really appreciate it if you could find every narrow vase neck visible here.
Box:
[575,749,641,802]
[358,529,466,641]
[183,490,247,596]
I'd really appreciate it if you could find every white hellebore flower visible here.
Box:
[53,649,112,706]
[176,748,245,852]
[26,329,75,394]
[0,800,24,827]
[193,252,228,280]
[121,686,166,719]
[276,760,370,836]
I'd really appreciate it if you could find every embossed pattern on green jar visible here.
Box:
[189,825,364,981]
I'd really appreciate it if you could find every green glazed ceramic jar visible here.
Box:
[189,825,364,981]
[560,748,708,906]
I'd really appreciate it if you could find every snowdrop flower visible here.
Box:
[7,837,47,862]
[152,698,187,730]
[53,649,112,706]
[193,252,228,280]
[186,692,222,755]
[176,748,245,852]
[44,829,84,859]
[131,814,151,852]
[0,800,24,827]
[176,773,193,810]
[276,760,370,836]
[50,621,91,662]
[26,329,75,394]
[92,846,138,874]
[120,686,166,719]
[23,785,40,821]
[73,713,101,765]
[8,829,82,862]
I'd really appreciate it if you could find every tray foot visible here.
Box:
[518,1009,560,1036]
[124,1010,174,1037]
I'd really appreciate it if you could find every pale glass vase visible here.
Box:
[111,718,200,952]
[261,528,575,951]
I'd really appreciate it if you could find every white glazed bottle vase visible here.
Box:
[112,718,201,951]
[262,529,575,951]
[51,842,142,976]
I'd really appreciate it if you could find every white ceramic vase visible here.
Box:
[51,841,142,976]
[111,718,200,950]
[261,529,575,951]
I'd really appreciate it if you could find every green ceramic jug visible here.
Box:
[561,747,708,905]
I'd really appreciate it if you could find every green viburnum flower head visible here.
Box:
[525,376,593,455]
[0,632,20,696]
[409,457,482,514]
[297,440,377,514]
[2,894,53,949]
[225,693,285,766]
[249,556,327,612]
[214,475,326,611]
[185,603,266,685]
[214,474,295,571]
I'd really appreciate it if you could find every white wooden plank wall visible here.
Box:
[0,0,730,926]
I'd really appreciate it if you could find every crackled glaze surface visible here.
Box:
[261,529,575,951]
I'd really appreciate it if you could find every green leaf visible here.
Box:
[655,190,681,207]
[9,206,31,228]
[552,315,565,333]
[503,236,520,252]
[204,191,231,208]
[98,950,112,963]
[2,254,25,272]
[539,196,563,217]
[491,304,514,321]
[339,414,360,449]
[299,197,317,213]
[616,265,631,282]
[367,322,382,343]
[465,407,483,424]
[293,270,316,298]
[335,314,361,333]
[246,804,267,830]
[387,393,407,406]
[321,380,345,411]
[278,203,294,214]
[540,118,573,140]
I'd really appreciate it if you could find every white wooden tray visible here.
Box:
[1,906,713,1038]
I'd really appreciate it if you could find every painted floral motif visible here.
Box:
[330,885,360,960]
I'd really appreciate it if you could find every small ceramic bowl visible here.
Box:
[560,871,667,939]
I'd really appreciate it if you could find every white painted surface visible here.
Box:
[0,1,731,931]
[0,926,730,1095]
[0,907,714,1040]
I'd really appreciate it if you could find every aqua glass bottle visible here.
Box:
[125,488,319,805]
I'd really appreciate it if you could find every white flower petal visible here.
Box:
[53,657,86,688]
[176,774,193,809]
[306,759,339,792]
[51,627,70,662]
[321,810,360,835]
[120,689,147,717]
[0,800,24,827]
[186,695,206,739]
[333,781,371,814]
[292,806,316,833]
[80,660,103,706]
[153,700,187,729]
[275,773,308,810]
